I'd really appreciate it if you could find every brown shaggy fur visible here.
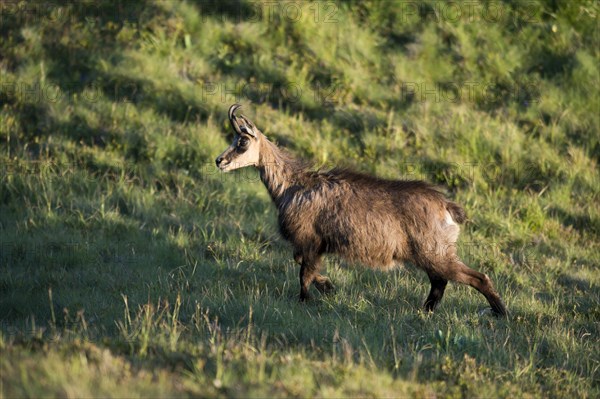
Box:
[217,105,507,316]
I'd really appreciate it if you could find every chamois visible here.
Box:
[216,104,507,316]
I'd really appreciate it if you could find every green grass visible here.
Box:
[1,0,599,397]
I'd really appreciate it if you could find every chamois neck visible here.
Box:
[257,139,307,205]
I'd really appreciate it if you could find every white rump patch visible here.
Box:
[442,210,460,243]
[444,211,457,226]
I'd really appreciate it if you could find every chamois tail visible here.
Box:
[446,201,467,224]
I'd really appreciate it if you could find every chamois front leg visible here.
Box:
[298,253,323,301]
[294,250,334,296]
[313,275,335,294]
[293,250,303,264]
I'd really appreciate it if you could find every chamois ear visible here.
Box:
[228,104,256,138]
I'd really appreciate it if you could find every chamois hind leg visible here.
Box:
[298,253,323,301]
[423,274,448,312]
[446,259,507,317]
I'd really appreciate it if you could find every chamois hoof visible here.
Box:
[314,279,335,295]
[299,294,309,302]
[479,308,507,318]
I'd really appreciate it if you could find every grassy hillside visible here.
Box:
[1,0,598,397]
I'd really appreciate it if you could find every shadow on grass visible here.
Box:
[37,5,211,125]
[0,207,194,325]
[548,206,600,240]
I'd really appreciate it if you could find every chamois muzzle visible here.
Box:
[228,103,256,138]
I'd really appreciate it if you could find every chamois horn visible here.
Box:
[228,104,256,137]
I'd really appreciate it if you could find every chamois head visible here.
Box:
[216,104,263,172]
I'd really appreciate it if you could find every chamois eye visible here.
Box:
[238,137,249,147]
